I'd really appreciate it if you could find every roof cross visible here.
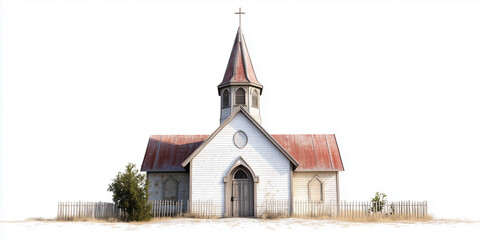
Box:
[235,8,245,27]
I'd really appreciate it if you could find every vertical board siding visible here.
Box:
[147,173,189,202]
[192,113,291,217]
[292,172,338,203]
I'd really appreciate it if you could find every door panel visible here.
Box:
[241,181,249,216]
[232,179,252,217]
[232,181,240,217]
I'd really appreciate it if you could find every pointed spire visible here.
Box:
[218,27,262,89]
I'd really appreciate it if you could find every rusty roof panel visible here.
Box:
[141,135,208,172]
[142,136,160,171]
[312,135,333,170]
[233,43,247,82]
[271,134,343,171]
[326,135,344,171]
[141,134,343,172]
[272,134,317,170]
[242,40,258,84]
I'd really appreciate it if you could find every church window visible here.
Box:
[233,131,248,149]
[252,90,259,108]
[234,169,248,179]
[222,90,230,108]
[308,177,324,202]
[163,176,178,201]
[235,88,246,105]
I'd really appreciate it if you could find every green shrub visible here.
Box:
[369,192,387,213]
[108,163,152,221]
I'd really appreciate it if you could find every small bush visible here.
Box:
[369,192,387,213]
[108,163,152,222]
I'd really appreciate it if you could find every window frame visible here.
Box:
[222,89,230,109]
[234,169,249,179]
[308,176,325,203]
[163,176,179,201]
[235,88,246,106]
[252,89,259,108]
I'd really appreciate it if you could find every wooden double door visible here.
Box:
[231,170,253,217]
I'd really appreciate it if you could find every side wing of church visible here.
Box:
[141,26,344,218]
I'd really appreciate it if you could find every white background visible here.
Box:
[1,0,479,221]
[2,219,480,240]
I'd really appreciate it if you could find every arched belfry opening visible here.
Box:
[235,88,246,105]
[222,89,230,108]
[252,89,259,108]
[224,158,258,217]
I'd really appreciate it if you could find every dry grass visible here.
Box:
[54,216,196,223]
[291,215,334,220]
[25,217,56,222]
[54,217,122,223]
[182,212,219,219]
[261,212,289,219]
[50,213,434,224]
[259,212,434,223]
[333,215,433,223]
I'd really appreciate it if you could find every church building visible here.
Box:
[141,20,344,217]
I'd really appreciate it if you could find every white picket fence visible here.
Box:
[264,200,428,219]
[337,200,429,219]
[57,200,212,220]
[57,200,428,220]
[150,200,185,218]
[57,201,124,220]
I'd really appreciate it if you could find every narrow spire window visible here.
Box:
[252,90,259,108]
[222,90,230,108]
[235,88,246,105]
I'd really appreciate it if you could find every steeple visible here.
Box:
[218,25,263,125]
[218,27,262,89]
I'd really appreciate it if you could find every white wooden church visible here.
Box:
[141,20,344,218]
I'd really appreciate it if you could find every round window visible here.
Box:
[233,131,248,149]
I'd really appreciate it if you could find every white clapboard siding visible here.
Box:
[192,113,291,217]
[292,172,338,203]
[147,173,189,202]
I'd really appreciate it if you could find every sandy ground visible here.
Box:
[1,218,479,240]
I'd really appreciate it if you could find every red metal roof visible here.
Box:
[141,134,343,172]
[271,134,344,171]
[141,135,208,172]
[219,27,261,87]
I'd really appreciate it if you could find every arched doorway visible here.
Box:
[231,168,253,217]
[224,158,258,217]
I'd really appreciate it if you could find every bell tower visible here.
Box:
[218,22,263,124]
